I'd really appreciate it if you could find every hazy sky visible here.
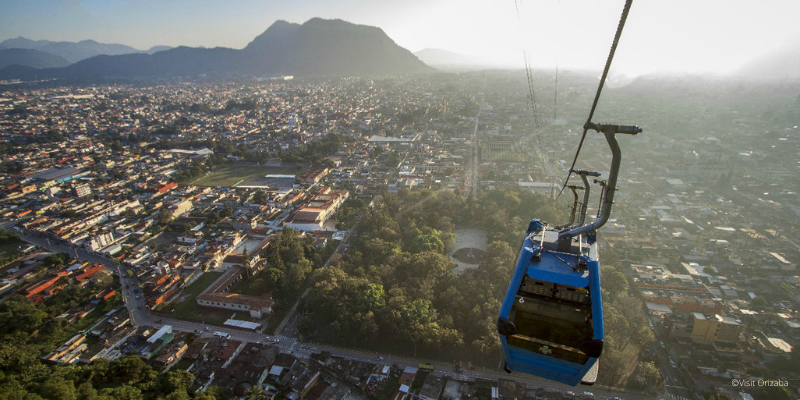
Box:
[1,0,798,76]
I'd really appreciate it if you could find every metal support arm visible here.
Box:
[558,123,640,247]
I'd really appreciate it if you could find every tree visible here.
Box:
[159,370,194,394]
[98,384,144,400]
[411,234,444,254]
[246,385,266,400]
[0,298,50,337]
[0,229,21,244]
[396,299,462,355]
[283,258,312,294]
[355,283,386,312]
[632,361,660,390]
[108,356,153,386]
[76,382,99,400]
[751,296,768,309]
[159,208,173,226]
[43,252,71,267]
[39,376,77,400]
[600,265,628,298]
[265,268,284,286]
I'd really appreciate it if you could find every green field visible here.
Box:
[182,271,223,295]
[171,296,231,326]
[190,165,303,187]
[165,271,225,323]
[165,271,260,325]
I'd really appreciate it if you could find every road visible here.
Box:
[645,315,697,400]
[467,93,483,199]
[7,223,656,399]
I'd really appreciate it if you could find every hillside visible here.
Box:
[0,48,70,69]
[0,19,435,80]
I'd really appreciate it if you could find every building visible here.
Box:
[298,167,330,185]
[196,267,274,318]
[690,313,742,345]
[419,375,445,400]
[285,187,349,232]
[196,293,274,319]
[169,198,194,218]
[73,183,91,197]
[86,232,115,252]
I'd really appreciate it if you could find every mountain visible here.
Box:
[242,18,434,76]
[414,48,516,72]
[146,45,173,54]
[415,48,486,66]
[0,19,435,80]
[0,37,171,63]
[733,35,800,81]
[0,48,71,69]
[241,20,302,73]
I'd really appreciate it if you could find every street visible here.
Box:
[7,222,657,399]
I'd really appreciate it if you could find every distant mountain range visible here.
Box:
[0,48,71,69]
[0,37,170,64]
[0,18,434,80]
[733,35,800,81]
[414,48,489,67]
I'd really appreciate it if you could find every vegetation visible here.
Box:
[599,262,659,389]
[0,287,219,399]
[0,228,24,265]
[332,197,368,230]
[186,165,300,187]
[0,349,211,399]
[256,227,332,304]
[300,188,565,362]
[165,272,224,323]
[0,228,22,245]
[297,187,656,386]
[277,133,352,165]
[0,258,226,398]
[172,163,207,184]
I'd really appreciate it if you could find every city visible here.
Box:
[0,69,797,400]
[1,3,800,399]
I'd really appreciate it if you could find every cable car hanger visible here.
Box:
[497,0,641,387]
[558,0,637,201]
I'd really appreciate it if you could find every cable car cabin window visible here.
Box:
[507,277,593,364]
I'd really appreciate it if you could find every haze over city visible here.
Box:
[0,0,799,399]
[1,0,799,76]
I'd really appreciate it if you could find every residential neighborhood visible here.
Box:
[1,72,798,400]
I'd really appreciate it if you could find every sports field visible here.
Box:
[190,165,303,187]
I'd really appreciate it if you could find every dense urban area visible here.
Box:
[0,72,798,400]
